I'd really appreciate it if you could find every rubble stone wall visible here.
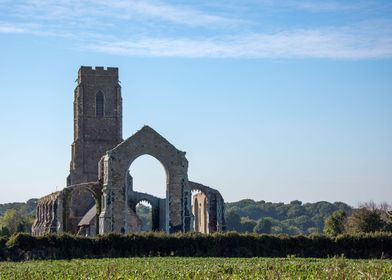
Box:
[32,192,62,236]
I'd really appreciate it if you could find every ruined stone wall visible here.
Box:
[99,126,192,234]
[66,188,95,234]
[189,181,226,233]
[62,182,102,235]
[32,192,62,236]
[129,190,165,231]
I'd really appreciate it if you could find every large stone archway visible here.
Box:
[129,192,162,231]
[63,182,102,235]
[99,126,192,234]
[190,181,226,232]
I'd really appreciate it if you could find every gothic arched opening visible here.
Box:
[66,187,97,236]
[192,189,209,234]
[128,154,167,198]
[99,126,192,234]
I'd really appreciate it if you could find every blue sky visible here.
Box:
[0,0,391,206]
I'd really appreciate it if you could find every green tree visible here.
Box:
[0,226,10,236]
[240,217,256,232]
[287,205,304,218]
[324,210,347,236]
[136,204,152,231]
[254,218,272,234]
[294,215,314,232]
[307,227,321,235]
[225,210,242,231]
[286,225,301,235]
[0,209,24,234]
[346,208,384,233]
[290,200,302,206]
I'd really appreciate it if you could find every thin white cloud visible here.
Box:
[88,26,392,59]
[1,1,391,60]
[0,23,26,33]
[0,22,76,38]
[255,0,369,12]
[254,0,392,14]
[3,0,240,28]
[99,0,240,27]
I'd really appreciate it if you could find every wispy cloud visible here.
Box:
[0,23,27,34]
[98,0,241,27]
[255,0,376,12]
[88,24,392,59]
[3,0,240,28]
[0,0,391,59]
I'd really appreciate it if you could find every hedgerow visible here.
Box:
[1,232,391,261]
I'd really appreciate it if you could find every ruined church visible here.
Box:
[32,66,226,236]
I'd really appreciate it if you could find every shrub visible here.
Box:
[1,232,391,261]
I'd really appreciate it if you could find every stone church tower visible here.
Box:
[32,66,225,236]
[67,66,123,186]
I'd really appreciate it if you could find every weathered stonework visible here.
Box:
[98,126,192,234]
[31,192,63,236]
[32,66,226,236]
[193,192,208,233]
[67,66,122,186]
[189,181,226,232]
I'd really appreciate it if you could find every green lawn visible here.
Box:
[0,257,391,279]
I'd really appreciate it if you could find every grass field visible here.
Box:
[0,257,391,279]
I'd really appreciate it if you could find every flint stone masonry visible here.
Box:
[31,192,63,236]
[32,66,226,236]
[67,66,122,186]
[98,126,191,234]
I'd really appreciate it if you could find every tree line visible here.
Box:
[324,202,392,236]
[225,199,392,236]
[1,198,391,236]
[225,199,352,235]
[0,199,37,236]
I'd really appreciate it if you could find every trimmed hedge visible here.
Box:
[1,232,391,261]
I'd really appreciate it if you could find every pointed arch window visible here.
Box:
[96,91,104,117]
